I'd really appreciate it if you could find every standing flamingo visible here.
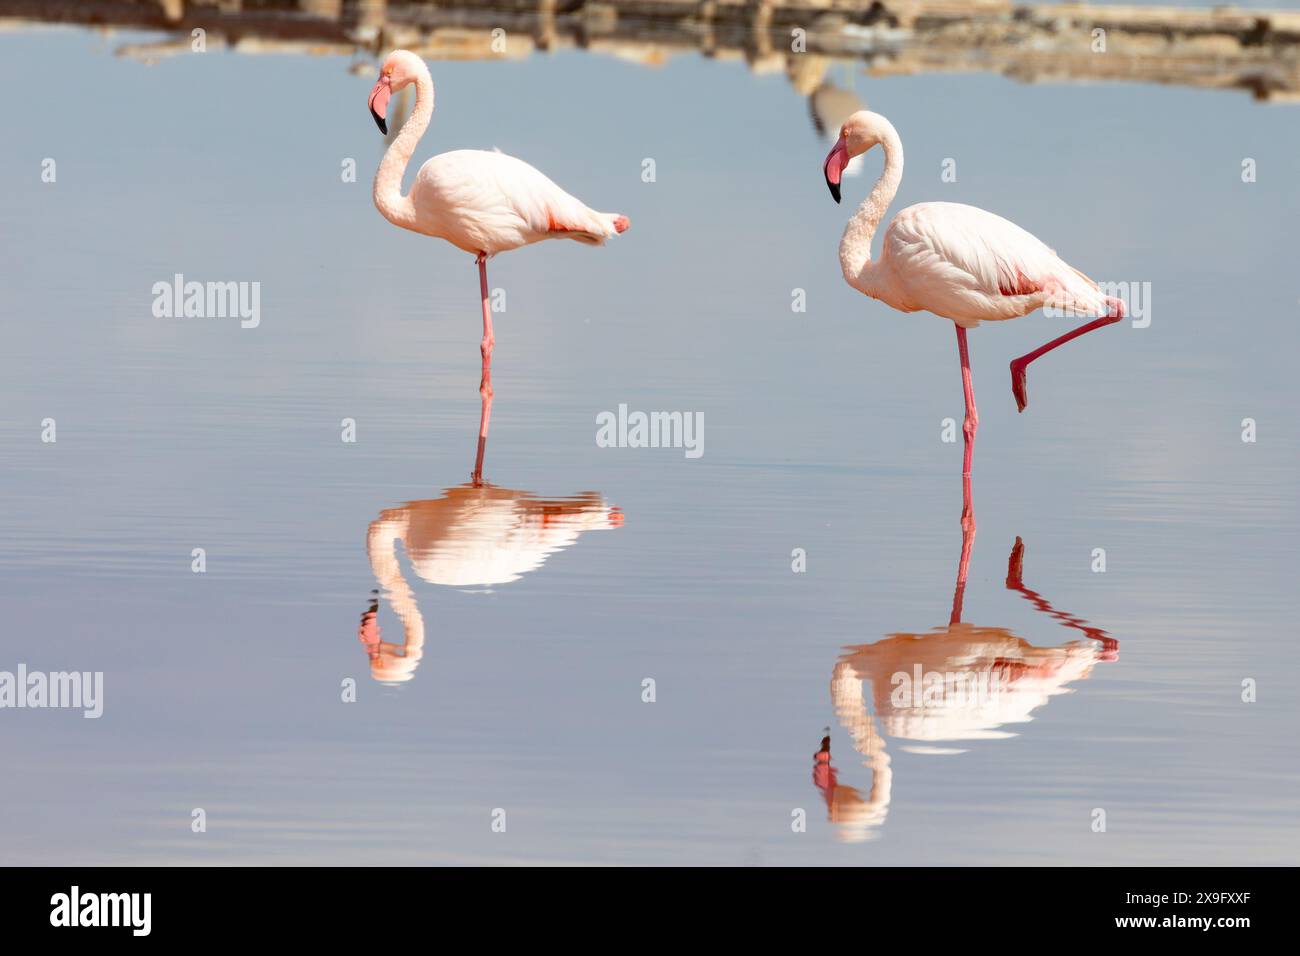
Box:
[823,111,1124,476]
[367,50,629,469]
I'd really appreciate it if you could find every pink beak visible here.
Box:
[368,75,392,134]
[823,136,849,203]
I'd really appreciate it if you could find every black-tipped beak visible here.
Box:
[823,137,848,204]
[368,75,393,135]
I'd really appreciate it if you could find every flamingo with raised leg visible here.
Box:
[823,111,1124,477]
[367,50,629,473]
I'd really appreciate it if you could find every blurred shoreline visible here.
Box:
[1,0,1298,102]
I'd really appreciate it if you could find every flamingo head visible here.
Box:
[823,110,890,203]
[368,50,425,135]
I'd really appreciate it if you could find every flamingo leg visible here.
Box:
[949,473,976,625]
[955,325,978,477]
[1010,297,1125,413]
[952,330,978,624]
[476,252,495,432]
[471,416,489,486]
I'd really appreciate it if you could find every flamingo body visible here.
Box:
[875,202,1104,328]
[408,148,628,256]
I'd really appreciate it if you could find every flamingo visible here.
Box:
[366,50,629,462]
[823,111,1125,476]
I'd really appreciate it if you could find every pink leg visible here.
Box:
[471,417,489,486]
[1011,297,1125,412]
[471,254,495,484]
[955,325,978,478]
[952,336,978,620]
[949,473,976,625]
[477,255,495,429]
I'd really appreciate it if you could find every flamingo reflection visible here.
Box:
[814,477,1117,841]
[357,428,622,683]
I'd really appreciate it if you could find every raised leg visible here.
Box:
[1011,297,1125,413]
[955,325,978,477]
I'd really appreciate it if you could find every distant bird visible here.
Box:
[823,111,1124,476]
[367,50,629,442]
[807,81,867,181]
[809,82,864,141]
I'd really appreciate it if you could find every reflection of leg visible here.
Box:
[950,473,976,625]
[955,326,978,477]
[477,253,495,441]
[1006,536,1118,660]
[1010,297,1124,413]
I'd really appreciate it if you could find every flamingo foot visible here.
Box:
[1010,359,1029,413]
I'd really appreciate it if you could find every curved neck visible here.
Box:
[830,660,893,829]
[366,512,426,671]
[839,126,904,297]
[373,70,434,232]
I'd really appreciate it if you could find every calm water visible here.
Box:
[2,18,1298,864]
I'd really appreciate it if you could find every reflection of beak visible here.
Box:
[358,607,381,646]
[823,136,849,204]
[368,75,392,135]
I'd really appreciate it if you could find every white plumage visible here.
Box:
[409,149,626,255]
[369,52,628,257]
[879,202,1105,327]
